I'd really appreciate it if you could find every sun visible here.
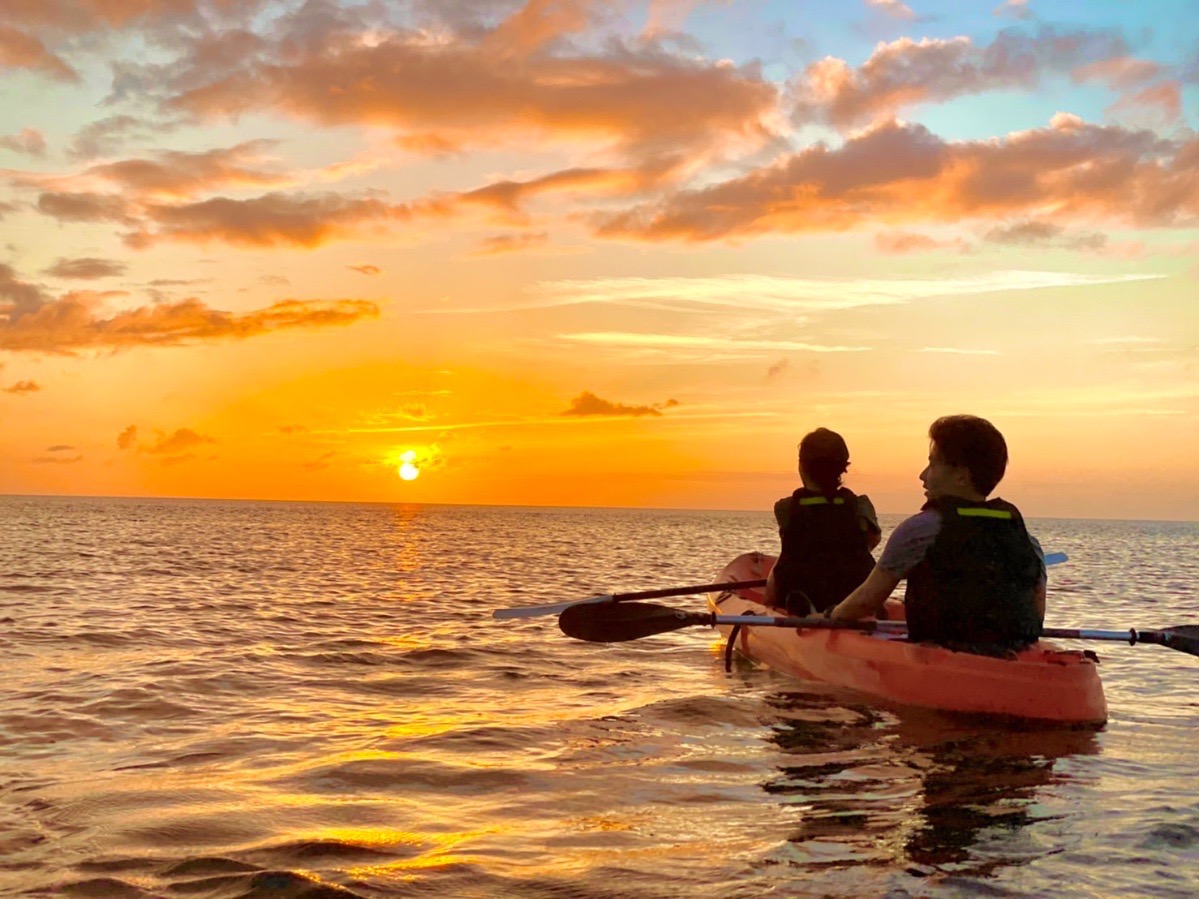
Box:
[398,450,419,481]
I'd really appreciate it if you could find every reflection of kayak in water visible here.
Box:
[711,552,1107,726]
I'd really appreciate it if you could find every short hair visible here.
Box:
[799,427,850,493]
[929,415,1008,496]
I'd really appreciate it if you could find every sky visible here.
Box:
[1,0,1196,520]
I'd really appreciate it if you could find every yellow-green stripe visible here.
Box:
[956,507,1012,519]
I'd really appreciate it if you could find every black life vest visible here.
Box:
[773,487,875,614]
[904,496,1043,651]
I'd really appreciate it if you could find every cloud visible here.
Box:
[867,0,915,20]
[1072,56,1161,90]
[1106,81,1183,127]
[145,428,215,455]
[37,191,135,224]
[1,262,379,353]
[303,450,336,471]
[125,192,415,249]
[158,6,778,168]
[560,391,678,417]
[916,346,1001,355]
[595,117,1198,242]
[3,379,41,393]
[44,257,128,279]
[0,26,78,81]
[560,332,869,353]
[117,425,137,449]
[993,0,1032,19]
[348,264,381,275]
[0,127,47,157]
[82,141,290,200]
[875,231,970,254]
[47,444,74,451]
[30,453,83,464]
[984,219,1109,252]
[470,232,550,255]
[67,115,177,161]
[791,28,1128,130]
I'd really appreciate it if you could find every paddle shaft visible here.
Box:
[495,553,1068,620]
[493,578,766,619]
[558,601,1199,657]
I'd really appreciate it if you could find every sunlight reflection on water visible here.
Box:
[0,497,1196,897]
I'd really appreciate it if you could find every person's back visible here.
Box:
[765,428,880,615]
[831,415,1046,656]
[904,495,1043,651]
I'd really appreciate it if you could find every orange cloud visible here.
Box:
[3,379,41,393]
[348,264,381,276]
[84,141,289,199]
[117,425,137,449]
[867,0,916,20]
[596,117,1199,242]
[1,263,380,352]
[792,29,1128,129]
[145,428,215,455]
[44,257,128,279]
[561,391,679,417]
[0,26,78,81]
[1107,81,1183,127]
[470,232,550,256]
[0,127,47,157]
[125,192,414,248]
[163,15,777,165]
[875,231,969,254]
[37,191,135,224]
[1072,56,1161,89]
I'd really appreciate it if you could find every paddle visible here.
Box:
[558,600,1199,658]
[492,578,766,620]
[494,552,1070,620]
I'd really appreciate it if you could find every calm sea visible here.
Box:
[2,496,1197,898]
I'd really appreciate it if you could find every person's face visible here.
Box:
[920,442,974,500]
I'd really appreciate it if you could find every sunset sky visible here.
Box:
[1,0,1196,520]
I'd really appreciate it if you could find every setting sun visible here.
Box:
[399,450,419,482]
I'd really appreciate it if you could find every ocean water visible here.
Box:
[1,496,1197,898]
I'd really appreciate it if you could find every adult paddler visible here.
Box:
[830,415,1045,655]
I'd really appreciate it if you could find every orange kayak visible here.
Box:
[710,552,1107,725]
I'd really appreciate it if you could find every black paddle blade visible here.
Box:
[1144,626,1199,658]
[559,601,712,643]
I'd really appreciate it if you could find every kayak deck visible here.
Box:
[711,552,1107,725]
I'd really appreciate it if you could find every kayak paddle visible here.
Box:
[494,552,1068,620]
[558,600,1199,658]
[492,578,766,620]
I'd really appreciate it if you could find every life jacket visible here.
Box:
[773,487,875,615]
[904,496,1043,651]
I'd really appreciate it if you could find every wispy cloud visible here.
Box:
[1,263,379,353]
[559,332,869,352]
[44,257,128,279]
[915,346,1001,355]
[561,391,679,417]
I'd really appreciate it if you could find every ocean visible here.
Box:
[1,496,1197,898]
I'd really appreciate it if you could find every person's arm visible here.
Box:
[763,566,780,607]
[856,494,883,551]
[829,564,900,621]
[1034,577,1046,623]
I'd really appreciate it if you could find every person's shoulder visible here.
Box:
[773,495,792,526]
[854,493,882,533]
[891,507,941,540]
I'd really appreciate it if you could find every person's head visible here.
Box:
[921,414,1008,501]
[798,427,851,494]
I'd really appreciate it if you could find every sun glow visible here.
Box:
[399,450,419,481]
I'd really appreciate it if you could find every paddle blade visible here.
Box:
[559,601,712,643]
[1148,626,1199,658]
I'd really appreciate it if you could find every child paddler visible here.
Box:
[763,428,881,615]
[830,415,1046,656]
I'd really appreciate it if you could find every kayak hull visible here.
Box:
[710,552,1107,725]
